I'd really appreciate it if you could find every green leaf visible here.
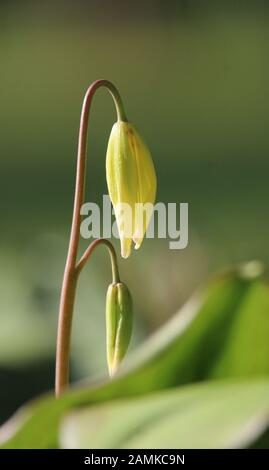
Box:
[208,278,269,378]
[1,263,269,448]
[59,379,269,449]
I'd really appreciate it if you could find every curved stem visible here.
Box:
[55,80,127,397]
[76,238,120,284]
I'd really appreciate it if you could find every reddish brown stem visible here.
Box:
[55,80,126,397]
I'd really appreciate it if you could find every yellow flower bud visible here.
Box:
[106,282,133,377]
[106,121,157,258]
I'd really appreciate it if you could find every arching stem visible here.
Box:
[76,238,120,283]
[55,80,126,397]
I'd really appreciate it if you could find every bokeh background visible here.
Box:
[1,0,269,423]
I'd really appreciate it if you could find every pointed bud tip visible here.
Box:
[120,241,131,258]
[108,359,120,378]
[132,231,143,251]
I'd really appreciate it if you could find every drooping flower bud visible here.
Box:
[106,121,157,258]
[106,282,133,377]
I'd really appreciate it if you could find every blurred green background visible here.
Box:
[0,0,269,423]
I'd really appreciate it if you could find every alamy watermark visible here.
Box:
[80,195,189,250]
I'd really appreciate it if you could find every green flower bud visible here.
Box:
[106,121,157,258]
[106,282,133,377]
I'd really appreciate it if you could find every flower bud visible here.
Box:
[106,121,157,258]
[106,282,133,377]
